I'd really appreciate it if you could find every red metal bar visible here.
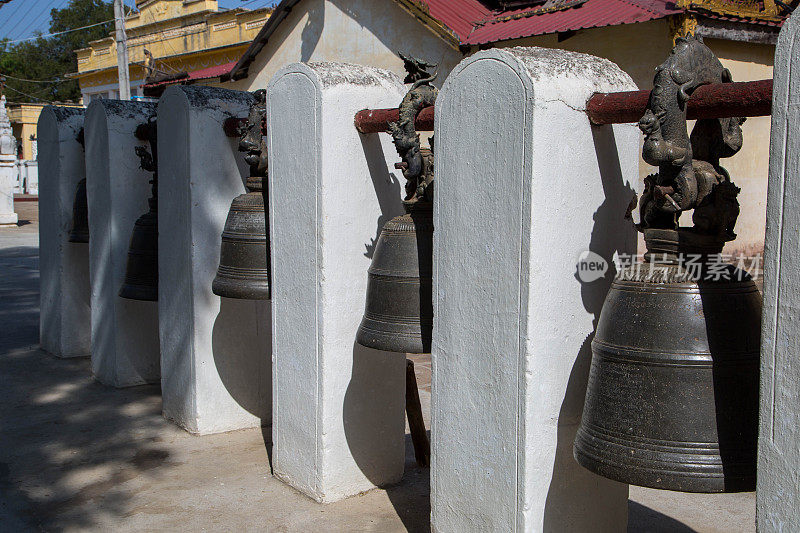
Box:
[353,79,772,133]
[354,106,435,134]
[587,79,773,125]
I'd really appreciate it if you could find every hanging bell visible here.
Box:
[212,90,270,300]
[212,176,270,300]
[356,54,438,354]
[574,36,760,493]
[119,193,158,301]
[120,118,159,301]
[356,200,433,353]
[574,230,761,493]
[68,178,90,243]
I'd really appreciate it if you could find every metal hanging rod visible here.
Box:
[352,78,773,133]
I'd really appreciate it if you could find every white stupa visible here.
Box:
[0,95,19,226]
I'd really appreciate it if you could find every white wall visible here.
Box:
[231,0,462,93]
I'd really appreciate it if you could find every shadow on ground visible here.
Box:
[0,244,170,531]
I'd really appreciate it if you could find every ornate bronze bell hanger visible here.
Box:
[119,117,160,301]
[356,53,437,354]
[573,36,761,493]
[212,89,270,300]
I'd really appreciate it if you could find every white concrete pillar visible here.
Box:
[84,100,160,387]
[266,62,408,502]
[758,11,800,531]
[0,95,18,227]
[157,85,271,435]
[37,106,91,358]
[432,47,640,531]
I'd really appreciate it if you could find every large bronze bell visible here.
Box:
[68,178,90,243]
[119,118,159,301]
[212,176,269,299]
[356,56,437,354]
[574,37,761,493]
[212,90,270,300]
[357,200,433,353]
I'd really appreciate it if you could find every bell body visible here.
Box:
[119,202,158,301]
[68,178,90,243]
[212,187,270,300]
[356,203,433,353]
[574,260,761,493]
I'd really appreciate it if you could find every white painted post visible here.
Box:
[432,47,639,531]
[84,100,160,387]
[0,95,18,227]
[24,160,38,195]
[37,106,91,358]
[157,85,271,435]
[266,62,408,502]
[758,11,800,532]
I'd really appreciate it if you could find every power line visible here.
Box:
[0,72,69,84]
[14,0,62,41]
[3,83,55,103]
[8,0,50,41]
[0,1,26,34]
[3,17,114,44]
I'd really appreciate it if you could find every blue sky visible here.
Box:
[0,0,277,43]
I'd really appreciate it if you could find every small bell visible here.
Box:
[119,118,159,301]
[68,178,90,243]
[356,55,437,354]
[574,37,760,493]
[212,90,270,300]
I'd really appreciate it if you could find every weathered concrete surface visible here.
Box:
[267,62,408,503]
[157,86,270,435]
[37,106,91,359]
[433,47,637,532]
[84,100,160,387]
[1,204,756,532]
[758,10,800,531]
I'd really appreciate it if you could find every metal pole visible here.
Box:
[114,0,131,100]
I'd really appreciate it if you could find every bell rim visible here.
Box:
[119,284,159,301]
[574,425,756,493]
[212,277,270,300]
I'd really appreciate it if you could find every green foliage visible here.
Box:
[1,0,115,103]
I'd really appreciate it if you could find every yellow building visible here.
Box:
[72,0,271,103]
[7,102,81,161]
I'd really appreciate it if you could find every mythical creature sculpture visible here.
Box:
[388,53,437,206]
[637,36,743,239]
[238,89,268,178]
[134,116,158,175]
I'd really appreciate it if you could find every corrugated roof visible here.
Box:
[143,61,237,89]
[226,0,785,81]
[461,0,683,44]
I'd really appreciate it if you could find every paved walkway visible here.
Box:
[0,203,755,532]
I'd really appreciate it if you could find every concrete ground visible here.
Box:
[0,202,756,532]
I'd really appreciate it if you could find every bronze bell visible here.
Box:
[356,55,437,353]
[68,178,90,243]
[212,176,270,299]
[356,200,433,353]
[574,37,760,493]
[212,90,270,300]
[119,194,158,301]
[69,128,89,243]
[119,118,159,301]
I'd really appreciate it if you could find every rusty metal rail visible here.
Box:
[586,78,772,125]
[352,78,772,133]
